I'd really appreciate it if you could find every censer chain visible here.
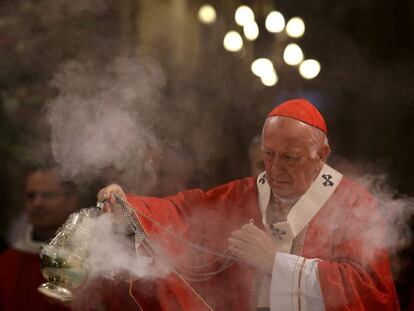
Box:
[112,193,238,281]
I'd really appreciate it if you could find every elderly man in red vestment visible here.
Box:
[98,98,399,310]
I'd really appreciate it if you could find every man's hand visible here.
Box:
[97,184,127,212]
[228,223,277,274]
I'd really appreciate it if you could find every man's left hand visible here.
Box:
[228,223,277,274]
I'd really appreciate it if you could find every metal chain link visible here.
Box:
[111,193,238,281]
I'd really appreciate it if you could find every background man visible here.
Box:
[99,98,399,310]
[0,163,78,310]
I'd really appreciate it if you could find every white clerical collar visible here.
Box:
[257,164,343,237]
[12,224,43,254]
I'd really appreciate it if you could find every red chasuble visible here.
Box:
[127,175,399,311]
[0,248,70,311]
[0,241,138,310]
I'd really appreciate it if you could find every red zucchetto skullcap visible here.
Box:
[267,98,328,133]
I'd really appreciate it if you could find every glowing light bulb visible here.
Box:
[283,43,304,65]
[243,21,259,41]
[299,59,321,79]
[223,31,243,52]
[286,17,305,38]
[265,11,285,33]
[261,70,278,87]
[235,5,254,26]
[251,58,274,77]
[198,4,217,24]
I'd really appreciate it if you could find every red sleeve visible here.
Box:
[316,184,400,311]
[126,177,261,256]
[125,178,261,311]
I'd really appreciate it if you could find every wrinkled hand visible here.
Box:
[97,184,127,212]
[228,223,277,274]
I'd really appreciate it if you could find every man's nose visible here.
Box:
[34,195,44,205]
[271,156,284,172]
[30,194,45,207]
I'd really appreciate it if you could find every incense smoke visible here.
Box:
[356,173,414,274]
[45,55,183,304]
[329,157,414,276]
[85,213,168,280]
[68,213,168,310]
[47,56,165,192]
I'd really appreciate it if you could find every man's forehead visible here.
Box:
[263,116,317,141]
[26,169,63,189]
[262,139,309,152]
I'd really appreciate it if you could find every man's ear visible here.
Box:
[318,144,331,162]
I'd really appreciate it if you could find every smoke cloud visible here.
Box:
[356,173,414,273]
[329,156,414,277]
[47,55,165,192]
[65,212,168,310]
[85,213,168,280]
